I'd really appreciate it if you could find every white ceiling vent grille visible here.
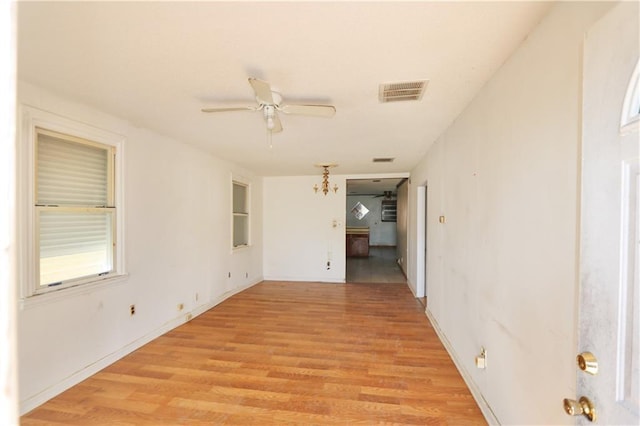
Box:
[379,80,428,103]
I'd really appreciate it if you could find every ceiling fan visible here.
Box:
[201,78,336,133]
[374,191,395,199]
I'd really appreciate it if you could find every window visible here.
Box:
[232,181,249,248]
[36,128,116,288]
[381,200,397,222]
[621,58,640,132]
[350,202,369,220]
[20,107,125,298]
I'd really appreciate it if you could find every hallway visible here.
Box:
[346,246,406,284]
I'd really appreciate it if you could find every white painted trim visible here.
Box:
[19,278,262,415]
[416,185,426,298]
[615,158,638,401]
[406,278,417,297]
[345,172,410,180]
[18,105,126,298]
[262,276,345,284]
[425,308,500,426]
[19,273,129,310]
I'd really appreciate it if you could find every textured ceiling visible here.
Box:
[17,1,552,177]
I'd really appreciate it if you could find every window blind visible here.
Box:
[233,216,248,247]
[39,210,113,285]
[233,183,247,214]
[35,128,115,286]
[232,182,249,246]
[37,131,109,206]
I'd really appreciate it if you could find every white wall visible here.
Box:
[406,2,613,425]
[1,1,18,423]
[345,195,396,246]
[16,81,264,414]
[263,175,346,282]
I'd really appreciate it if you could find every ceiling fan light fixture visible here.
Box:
[263,104,280,133]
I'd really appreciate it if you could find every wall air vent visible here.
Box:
[379,80,428,103]
[372,157,395,163]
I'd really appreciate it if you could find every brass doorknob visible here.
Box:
[577,352,598,375]
[563,396,596,422]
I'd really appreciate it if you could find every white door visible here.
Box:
[573,2,639,425]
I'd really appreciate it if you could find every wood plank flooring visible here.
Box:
[21,281,486,425]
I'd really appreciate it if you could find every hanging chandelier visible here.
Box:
[313,164,338,195]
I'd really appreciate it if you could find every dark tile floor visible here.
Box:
[345,246,406,283]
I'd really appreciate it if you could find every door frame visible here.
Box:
[416,183,428,300]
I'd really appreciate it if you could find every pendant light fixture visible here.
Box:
[313,164,338,195]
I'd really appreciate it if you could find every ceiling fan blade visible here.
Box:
[201,106,256,113]
[279,104,336,117]
[248,78,274,105]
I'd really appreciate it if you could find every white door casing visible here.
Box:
[578,2,639,425]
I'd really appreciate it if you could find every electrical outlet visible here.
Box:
[228,272,231,278]
[130,304,135,316]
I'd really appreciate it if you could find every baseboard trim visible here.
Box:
[406,278,417,297]
[262,275,345,283]
[424,308,500,425]
[19,279,262,415]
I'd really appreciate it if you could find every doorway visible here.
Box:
[345,178,406,284]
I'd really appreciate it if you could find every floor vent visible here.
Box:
[379,80,428,103]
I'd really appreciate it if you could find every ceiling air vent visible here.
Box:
[372,157,395,163]
[379,80,428,103]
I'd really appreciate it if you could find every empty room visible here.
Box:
[1,1,638,425]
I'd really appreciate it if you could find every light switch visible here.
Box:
[475,347,487,369]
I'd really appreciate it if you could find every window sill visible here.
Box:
[19,273,129,310]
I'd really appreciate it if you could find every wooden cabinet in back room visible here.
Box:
[346,227,369,257]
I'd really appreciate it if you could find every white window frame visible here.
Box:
[231,179,250,250]
[19,106,126,302]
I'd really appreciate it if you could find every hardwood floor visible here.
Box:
[21,281,486,425]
